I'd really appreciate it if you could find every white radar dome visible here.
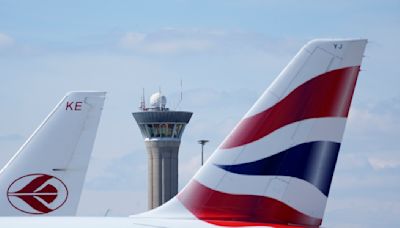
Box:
[150,92,167,108]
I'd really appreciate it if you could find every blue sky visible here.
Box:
[0,1,399,227]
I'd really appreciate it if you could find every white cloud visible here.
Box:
[337,152,400,172]
[344,100,400,169]
[0,133,24,141]
[119,29,213,54]
[119,32,146,48]
[347,107,395,133]
[118,28,301,55]
[179,153,202,185]
[324,197,400,228]
[0,33,14,48]
[337,153,369,171]
[368,157,400,170]
[145,39,212,54]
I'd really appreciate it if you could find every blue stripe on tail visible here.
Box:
[216,141,340,196]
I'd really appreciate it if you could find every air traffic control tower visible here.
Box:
[132,92,192,209]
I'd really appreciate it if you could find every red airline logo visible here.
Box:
[7,174,68,214]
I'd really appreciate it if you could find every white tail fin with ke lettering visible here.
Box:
[0,92,106,216]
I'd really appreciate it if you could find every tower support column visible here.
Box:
[145,140,180,209]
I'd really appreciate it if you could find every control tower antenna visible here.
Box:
[180,79,183,101]
[139,88,146,111]
[174,79,183,110]
[158,87,162,110]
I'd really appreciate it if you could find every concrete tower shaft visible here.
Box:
[132,110,192,209]
[145,140,179,208]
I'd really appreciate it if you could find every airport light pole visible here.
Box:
[198,140,209,166]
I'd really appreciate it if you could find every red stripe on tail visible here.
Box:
[222,66,360,149]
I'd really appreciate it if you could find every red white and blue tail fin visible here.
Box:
[0,92,105,216]
[138,39,367,227]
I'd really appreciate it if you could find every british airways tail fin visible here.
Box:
[0,92,105,216]
[141,39,367,227]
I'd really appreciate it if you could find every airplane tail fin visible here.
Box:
[0,91,106,216]
[144,39,367,226]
